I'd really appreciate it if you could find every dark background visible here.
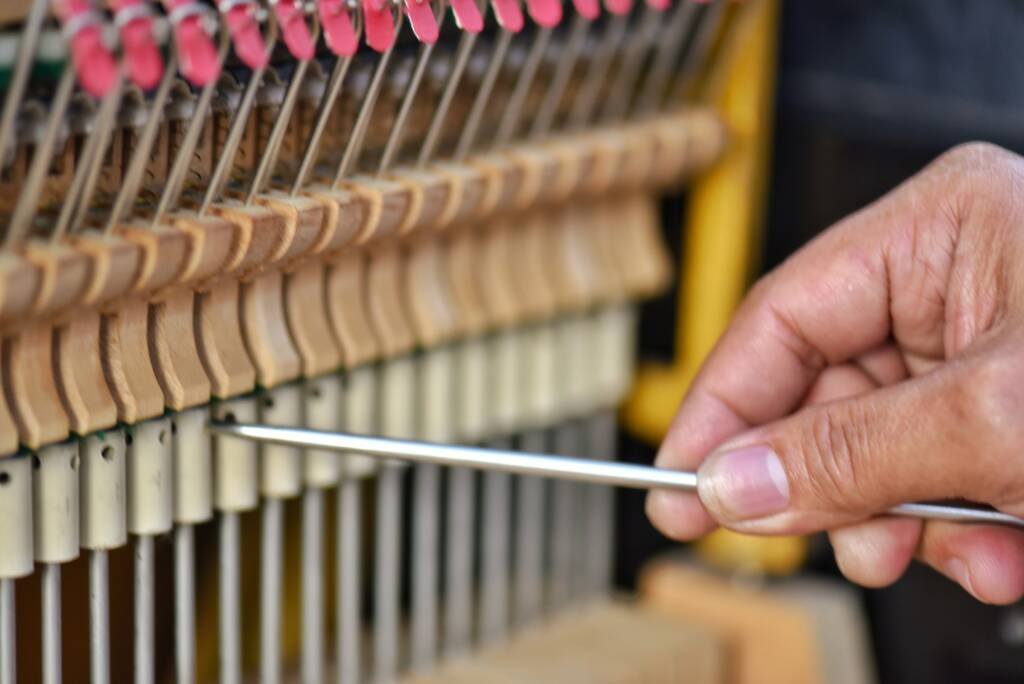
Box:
[619,2,1024,682]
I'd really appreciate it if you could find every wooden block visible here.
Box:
[366,247,417,359]
[4,324,69,449]
[150,291,212,410]
[54,311,118,433]
[0,341,20,456]
[402,600,724,684]
[284,261,342,377]
[196,280,256,398]
[404,240,459,347]
[325,253,380,369]
[240,270,302,387]
[639,559,822,684]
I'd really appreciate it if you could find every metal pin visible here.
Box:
[105,55,181,231]
[513,428,546,626]
[548,422,579,609]
[667,0,727,107]
[415,17,479,167]
[289,13,363,195]
[0,579,14,684]
[135,534,155,684]
[301,487,324,684]
[493,26,551,146]
[5,67,77,244]
[208,422,1024,529]
[332,9,404,186]
[601,4,663,122]
[219,512,241,684]
[54,73,126,238]
[453,28,513,161]
[0,0,47,174]
[633,0,699,116]
[529,13,589,140]
[153,30,233,223]
[175,524,196,684]
[260,499,285,684]
[568,13,629,129]
[198,15,280,215]
[246,17,322,204]
[90,551,111,684]
[379,2,444,174]
[374,463,402,681]
[479,438,511,643]
[582,409,617,596]
[337,477,361,684]
[41,563,61,684]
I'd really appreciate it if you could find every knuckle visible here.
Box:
[955,353,1024,451]
[933,142,1024,195]
[793,406,874,511]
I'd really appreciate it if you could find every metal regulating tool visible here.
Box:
[209,422,1024,530]
[0,0,738,681]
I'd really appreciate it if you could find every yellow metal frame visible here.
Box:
[623,0,806,575]
[623,0,779,444]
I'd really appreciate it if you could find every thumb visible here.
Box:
[695,357,1020,535]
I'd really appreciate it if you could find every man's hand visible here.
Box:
[647,142,1024,604]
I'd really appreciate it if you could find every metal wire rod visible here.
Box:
[135,535,155,684]
[443,466,474,657]
[0,0,47,175]
[260,499,284,684]
[219,513,241,684]
[208,422,1024,529]
[548,423,580,609]
[453,29,512,161]
[0,579,14,684]
[513,429,547,627]
[42,564,61,684]
[301,489,324,684]
[479,451,511,643]
[90,550,111,684]
[336,478,361,684]
[373,465,402,682]
[175,524,196,684]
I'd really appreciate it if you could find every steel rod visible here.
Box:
[210,422,698,490]
[42,563,61,684]
[373,465,402,682]
[583,410,617,596]
[301,489,325,684]
[135,535,155,684]
[416,30,478,167]
[0,0,47,175]
[219,513,241,684]
[479,454,511,643]
[90,551,111,684]
[453,29,513,161]
[443,467,474,657]
[548,424,580,609]
[209,422,1024,529]
[493,27,551,146]
[337,478,361,684]
[260,499,284,684]
[513,429,547,627]
[0,579,14,684]
[410,463,440,670]
[175,524,196,684]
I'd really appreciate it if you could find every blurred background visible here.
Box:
[619,2,1024,682]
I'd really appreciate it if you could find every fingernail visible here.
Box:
[946,558,979,599]
[698,445,790,520]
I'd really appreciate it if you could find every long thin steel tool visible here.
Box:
[208,422,1024,529]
